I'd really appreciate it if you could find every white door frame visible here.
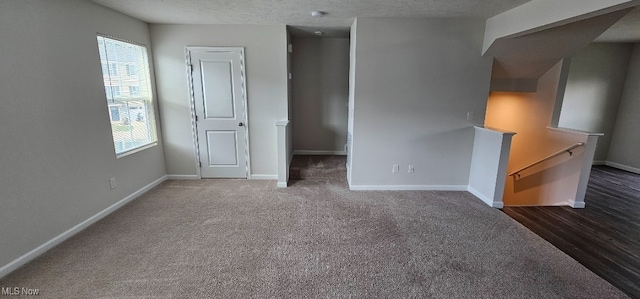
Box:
[185,47,251,179]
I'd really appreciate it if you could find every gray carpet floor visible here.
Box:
[0,156,629,298]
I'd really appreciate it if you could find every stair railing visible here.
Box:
[509,142,584,179]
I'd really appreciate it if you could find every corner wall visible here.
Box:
[286,30,294,167]
[349,17,492,189]
[558,43,632,162]
[0,0,166,272]
[150,24,289,178]
[608,42,640,173]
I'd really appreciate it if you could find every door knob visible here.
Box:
[238,122,244,127]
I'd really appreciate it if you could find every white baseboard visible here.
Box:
[349,185,468,191]
[250,174,278,180]
[166,174,199,180]
[467,186,503,208]
[293,150,347,156]
[277,182,288,188]
[568,199,586,209]
[0,175,167,279]
[605,161,640,175]
[491,201,504,209]
[592,160,606,166]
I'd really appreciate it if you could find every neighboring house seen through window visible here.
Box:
[97,35,157,156]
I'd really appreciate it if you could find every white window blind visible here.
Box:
[97,35,157,156]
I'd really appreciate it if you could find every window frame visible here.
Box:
[97,33,158,158]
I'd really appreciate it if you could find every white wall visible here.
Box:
[608,42,640,171]
[558,43,632,162]
[292,38,350,153]
[149,24,288,177]
[348,18,492,189]
[0,0,166,270]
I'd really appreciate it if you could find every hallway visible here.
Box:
[504,166,640,298]
[289,155,347,183]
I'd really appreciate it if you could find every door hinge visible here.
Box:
[199,161,202,167]
[188,64,193,73]
[195,115,198,121]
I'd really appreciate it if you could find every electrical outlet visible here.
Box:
[466,111,474,121]
[392,164,399,173]
[109,177,117,189]
[408,165,414,173]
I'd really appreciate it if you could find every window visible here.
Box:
[126,64,137,76]
[109,63,118,76]
[128,86,140,96]
[97,35,157,156]
[105,86,121,99]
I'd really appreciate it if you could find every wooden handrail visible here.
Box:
[509,142,584,177]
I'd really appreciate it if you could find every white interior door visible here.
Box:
[190,48,248,178]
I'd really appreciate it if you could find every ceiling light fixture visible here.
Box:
[311,11,325,18]
[314,31,325,36]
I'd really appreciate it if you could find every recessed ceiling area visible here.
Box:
[596,7,640,42]
[288,26,349,38]
[487,9,632,80]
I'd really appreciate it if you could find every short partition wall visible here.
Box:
[501,127,601,208]
[276,120,291,188]
[468,126,516,208]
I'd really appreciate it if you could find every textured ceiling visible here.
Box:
[90,0,532,28]
[91,0,640,40]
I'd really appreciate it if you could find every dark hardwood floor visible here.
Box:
[503,166,640,299]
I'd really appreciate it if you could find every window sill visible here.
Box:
[116,142,157,159]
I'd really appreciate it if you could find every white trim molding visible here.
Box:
[0,176,168,279]
[605,161,640,175]
[592,160,607,166]
[491,201,504,209]
[467,186,503,208]
[547,126,604,137]
[276,120,290,188]
[166,174,199,180]
[250,174,278,180]
[293,150,347,156]
[349,185,468,191]
[568,199,586,209]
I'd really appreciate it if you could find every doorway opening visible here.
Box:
[288,27,351,182]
